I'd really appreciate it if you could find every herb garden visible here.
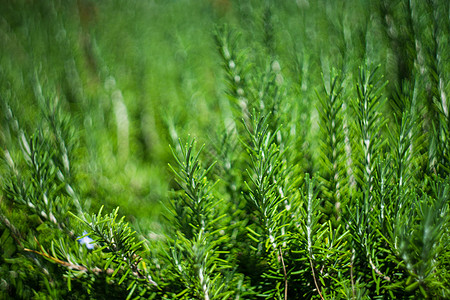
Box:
[0,0,449,299]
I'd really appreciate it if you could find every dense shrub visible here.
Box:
[1,0,449,299]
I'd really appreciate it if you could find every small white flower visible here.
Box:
[78,231,95,250]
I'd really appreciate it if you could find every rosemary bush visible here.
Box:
[1,0,449,299]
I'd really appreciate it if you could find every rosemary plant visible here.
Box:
[0,1,449,299]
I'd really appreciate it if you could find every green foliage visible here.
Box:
[317,71,348,222]
[163,140,238,299]
[1,0,449,299]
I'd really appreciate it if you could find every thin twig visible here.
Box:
[24,247,89,272]
[24,238,158,286]
[279,246,288,300]
[309,257,324,300]
[369,257,391,281]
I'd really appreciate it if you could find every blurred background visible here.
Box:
[1,0,448,230]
